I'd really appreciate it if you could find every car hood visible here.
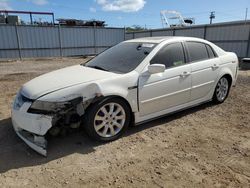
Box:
[21,65,117,100]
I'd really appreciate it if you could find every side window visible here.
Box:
[206,44,216,59]
[186,42,209,62]
[150,42,185,68]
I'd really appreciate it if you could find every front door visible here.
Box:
[138,42,192,116]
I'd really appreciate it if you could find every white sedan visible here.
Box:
[12,37,238,156]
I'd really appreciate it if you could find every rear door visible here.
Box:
[185,41,220,101]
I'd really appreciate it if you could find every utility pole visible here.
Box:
[209,11,215,24]
[245,8,248,21]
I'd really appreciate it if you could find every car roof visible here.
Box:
[125,36,226,58]
[125,36,206,44]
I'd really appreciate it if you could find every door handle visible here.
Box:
[180,71,191,78]
[212,64,219,69]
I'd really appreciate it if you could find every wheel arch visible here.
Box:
[222,74,233,87]
[86,95,135,125]
[217,67,234,87]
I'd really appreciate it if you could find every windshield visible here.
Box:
[85,42,156,73]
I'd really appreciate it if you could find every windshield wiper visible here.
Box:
[87,65,109,71]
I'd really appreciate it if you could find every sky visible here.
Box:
[0,0,249,28]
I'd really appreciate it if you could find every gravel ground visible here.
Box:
[0,58,249,188]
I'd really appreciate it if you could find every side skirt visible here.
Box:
[134,99,212,126]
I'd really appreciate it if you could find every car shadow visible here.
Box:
[0,102,214,173]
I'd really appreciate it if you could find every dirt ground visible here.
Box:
[0,58,249,188]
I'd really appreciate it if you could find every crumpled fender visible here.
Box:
[37,71,139,113]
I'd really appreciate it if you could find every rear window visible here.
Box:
[186,42,209,62]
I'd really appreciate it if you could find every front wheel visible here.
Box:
[213,76,230,103]
[84,97,131,142]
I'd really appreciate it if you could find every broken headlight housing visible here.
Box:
[28,97,83,115]
[13,92,33,110]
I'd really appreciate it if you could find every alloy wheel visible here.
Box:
[216,77,229,102]
[94,102,126,138]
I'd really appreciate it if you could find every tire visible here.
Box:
[213,76,231,104]
[84,97,131,142]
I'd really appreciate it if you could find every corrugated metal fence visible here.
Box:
[126,21,250,58]
[0,25,125,59]
[1,21,250,59]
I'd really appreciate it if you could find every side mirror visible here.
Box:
[148,64,165,74]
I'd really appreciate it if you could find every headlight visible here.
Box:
[29,100,70,113]
[13,92,33,110]
[28,97,83,114]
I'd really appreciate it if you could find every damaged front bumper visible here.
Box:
[11,102,53,156]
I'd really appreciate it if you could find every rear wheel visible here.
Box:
[213,76,230,103]
[84,97,131,141]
